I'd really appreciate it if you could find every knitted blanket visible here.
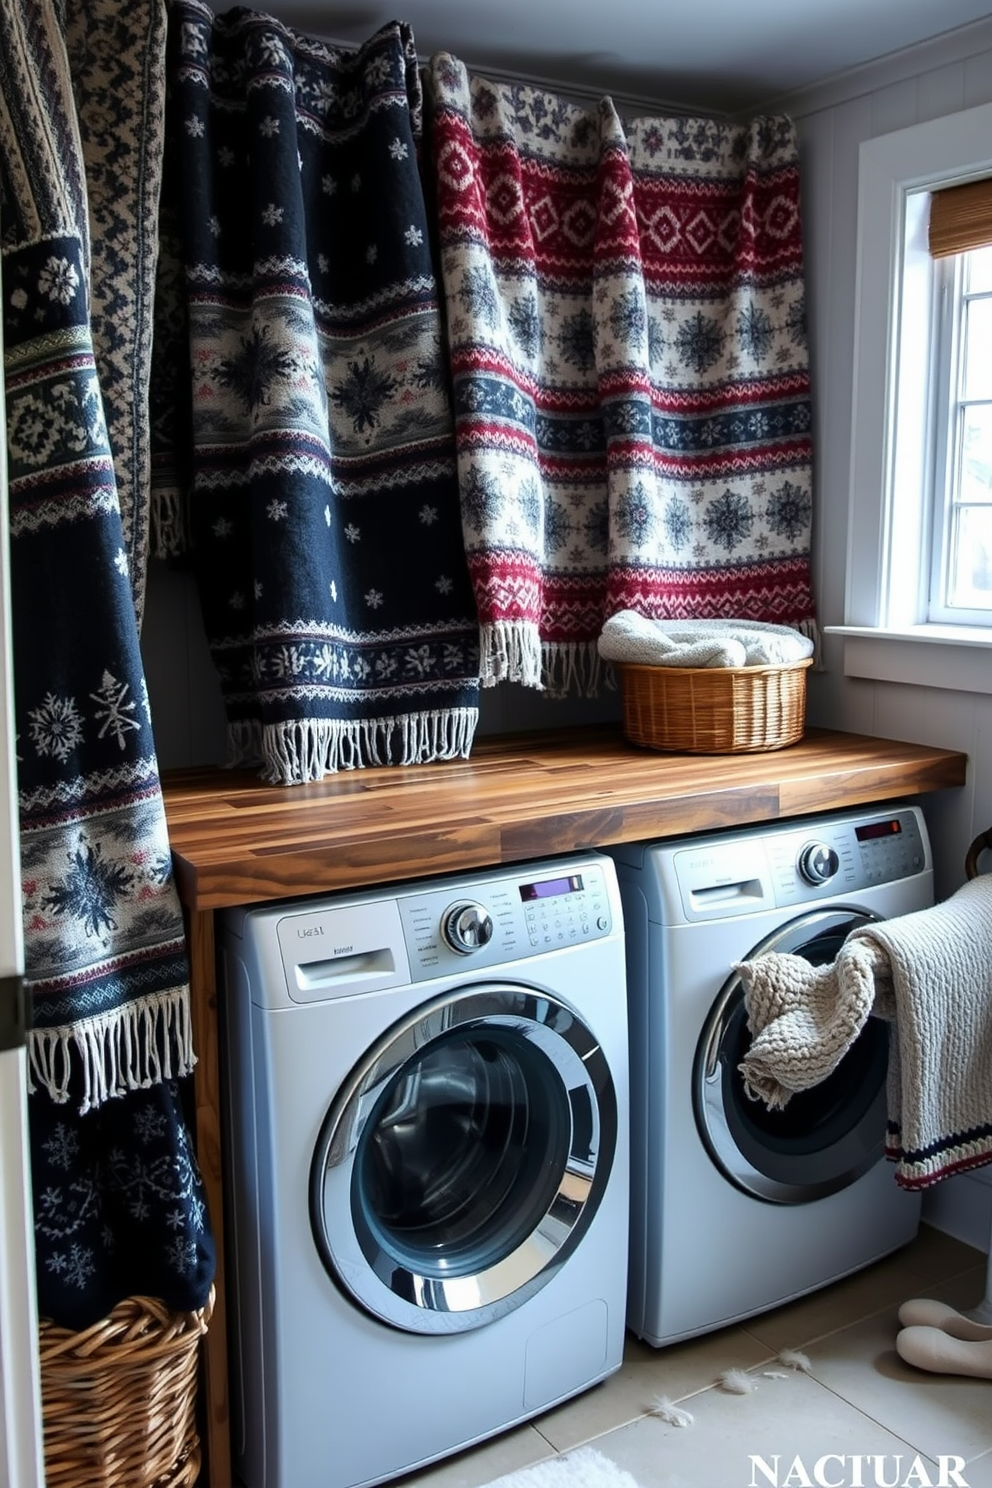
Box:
[598,609,813,668]
[159,5,480,784]
[735,875,992,1189]
[1,0,213,1328]
[427,62,817,697]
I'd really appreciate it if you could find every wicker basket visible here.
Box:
[617,656,812,754]
[39,1286,215,1488]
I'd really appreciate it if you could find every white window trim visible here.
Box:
[828,99,992,693]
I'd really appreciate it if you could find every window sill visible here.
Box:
[824,624,992,693]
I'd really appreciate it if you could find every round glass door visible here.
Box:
[310,982,617,1333]
[694,908,890,1204]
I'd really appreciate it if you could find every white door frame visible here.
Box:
[0,260,45,1488]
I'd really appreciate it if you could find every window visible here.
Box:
[832,99,992,693]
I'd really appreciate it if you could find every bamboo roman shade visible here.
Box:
[929,177,992,258]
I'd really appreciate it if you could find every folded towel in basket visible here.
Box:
[734,873,992,1189]
[597,610,814,669]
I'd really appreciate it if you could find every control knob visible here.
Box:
[442,901,494,955]
[797,841,840,885]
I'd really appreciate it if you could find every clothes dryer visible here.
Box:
[218,854,629,1488]
[609,804,931,1348]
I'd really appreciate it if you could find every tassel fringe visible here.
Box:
[27,986,196,1115]
[229,707,479,785]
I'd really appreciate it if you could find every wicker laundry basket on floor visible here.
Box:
[617,656,812,753]
[39,1286,215,1488]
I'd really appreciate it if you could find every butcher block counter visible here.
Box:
[161,724,967,1488]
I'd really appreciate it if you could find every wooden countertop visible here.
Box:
[161,725,967,911]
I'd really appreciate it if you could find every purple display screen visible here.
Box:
[855,819,902,842]
[519,874,584,901]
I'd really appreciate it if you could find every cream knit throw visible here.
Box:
[735,874,992,1189]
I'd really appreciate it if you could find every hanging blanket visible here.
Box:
[0,0,213,1328]
[159,4,480,784]
[426,63,817,697]
[735,875,992,1190]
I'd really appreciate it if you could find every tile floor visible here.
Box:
[404,1225,992,1488]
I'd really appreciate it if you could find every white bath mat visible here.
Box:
[479,1446,644,1488]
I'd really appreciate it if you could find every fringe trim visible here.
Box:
[229,706,480,785]
[542,640,617,699]
[479,620,544,689]
[27,986,196,1115]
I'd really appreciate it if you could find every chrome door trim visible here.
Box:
[309,982,617,1333]
[695,907,886,1204]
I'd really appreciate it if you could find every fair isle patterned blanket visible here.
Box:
[427,58,816,695]
[0,0,213,1328]
[161,4,480,784]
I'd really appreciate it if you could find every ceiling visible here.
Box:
[258,0,992,113]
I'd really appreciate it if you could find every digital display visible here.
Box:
[520,874,584,901]
[855,819,902,842]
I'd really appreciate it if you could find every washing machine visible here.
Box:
[218,853,629,1488]
[609,802,932,1349]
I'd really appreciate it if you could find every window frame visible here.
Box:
[829,99,992,691]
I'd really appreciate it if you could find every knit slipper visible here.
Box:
[897,1325,992,1377]
[897,1298,992,1340]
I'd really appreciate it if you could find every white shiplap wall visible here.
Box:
[140,18,992,1246]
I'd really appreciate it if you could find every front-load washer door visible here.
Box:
[309,981,618,1333]
[695,907,890,1204]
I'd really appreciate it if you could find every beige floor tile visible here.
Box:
[570,1368,941,1488]
[532,1326,773,1451]
[400,1424,553,1488]
[799,1304,992,1464]
[901,1224,987,1284]
[961,1447,992,1487]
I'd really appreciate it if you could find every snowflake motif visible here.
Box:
[765,480,811,541]
[209,215,222,238]
[258,116,280,139]
[557,310,596,374]
[374,652,397,678]
[266,498,288,521]
[507,296,542,359]
[704,489,755,552]
[261,203,284,227]
[517,478,541,538]
[405,645,437,677]
[442,642,466,672]
[214,324,297,415]
[573,420,602,452]
[647,316,666,367]
[583,499,609,555]
[91,671,140,749]
[270,646,306,680]
[322,175,337,195]
[184,114,205,138]
[785,294,807,348]
[345,523,360,542]
[366,245,378,265]
[389,137,409,160]
[258,35,287,67]
[218,146,235,167]
[313,644,337,679]
[609,289,647,348]
[664,496,693,550]
[405,225,424,247]
[165,1237,201,1276]
[42,1123,80,1173]
[133,1107,168,1145]
[42,838,133,939]
[46,1244,96,1290]
[457,266,500,329]
[38,256,79,305]
[330,357,397,435]
[435,575,453,596]
[213,516,233,538]
[674,311,726,375]
[545,499,572,554]
[460,468,504,534]
[615,481,656,547]
[365,589,384,609]
[698,418,723,448]
[737,302,775,361]
[28,692,84,762]
[419,505,438,525]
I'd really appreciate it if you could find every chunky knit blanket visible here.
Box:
[0,0,213,1327]
[159,5,480,784]
[735,875,992,1190]
[427,60,816,696]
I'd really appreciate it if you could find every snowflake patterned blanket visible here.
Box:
[159,5,480,784]
[1,0,213,1328]
[427,60,817,695]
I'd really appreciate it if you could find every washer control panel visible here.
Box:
[399,860,614,978]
